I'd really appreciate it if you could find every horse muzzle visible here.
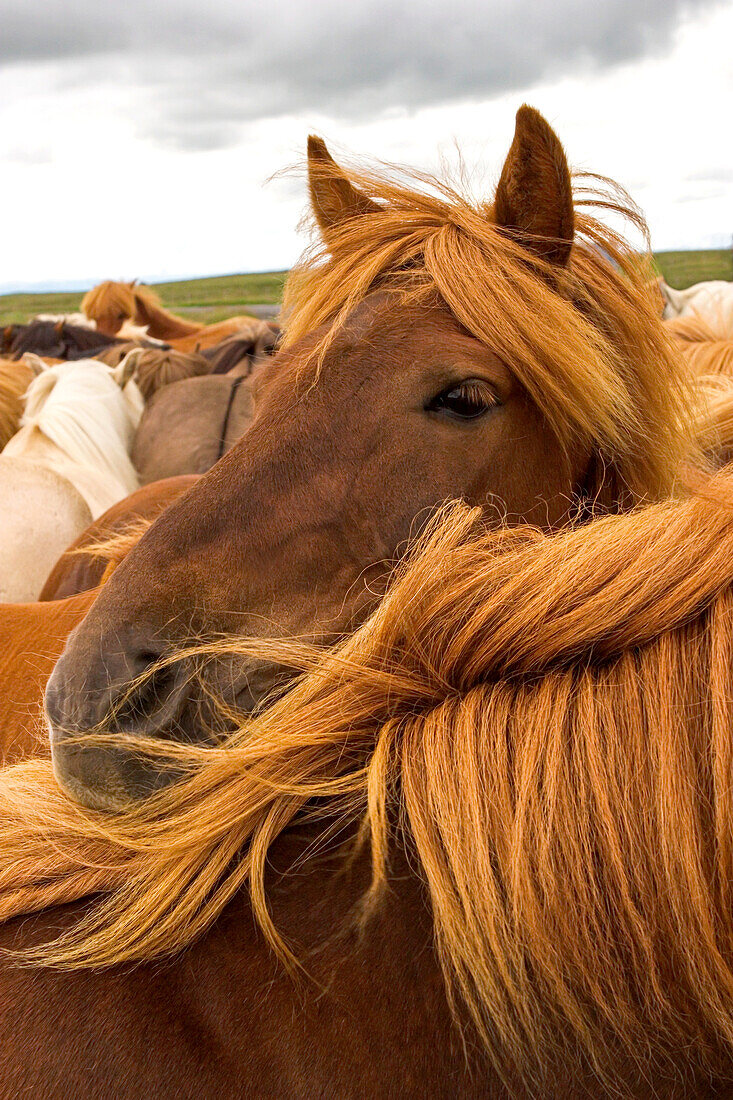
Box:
[44,621,288,810]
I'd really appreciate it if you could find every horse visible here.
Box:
[132,372,255,483]
[39,476,200,601]
[5,479,733,1096]
[82,280,261,349]
[659,277,733,335]
[200,322,282,376]
[0,459,92,603]
[0,105,720,1097]
[0,356,36,449]
[94,345,212,400]
[33,312,96,329]
[2,354,143,518]
[3,320,125,361]
[0,590,96,764]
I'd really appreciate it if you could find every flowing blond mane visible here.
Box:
[4,468,733,1090]
[283,161,700,505]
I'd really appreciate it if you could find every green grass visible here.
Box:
[0,271,288,326]
[1,253,731,326]
[653,249,732,289]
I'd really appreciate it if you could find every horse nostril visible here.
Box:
[109,652,190,736]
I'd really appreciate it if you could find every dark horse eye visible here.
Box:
[427,379,500,420]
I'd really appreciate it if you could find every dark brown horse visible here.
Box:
[0,108,706,1098]
[3,320,127,361]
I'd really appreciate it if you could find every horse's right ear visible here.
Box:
[307,136,381,241]
[128,279,138,288]
[493,105,574,266]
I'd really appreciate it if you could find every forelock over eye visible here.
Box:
[426,379,500,420]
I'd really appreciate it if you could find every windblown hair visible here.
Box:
[0,357,34,449]
[82,282,203,340]
[4,469,733,1090]
[283,161,701,505]
[666,315,733,378]
[81,281,136,328]
[696,375,733,467]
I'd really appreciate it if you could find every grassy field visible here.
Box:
[0,271,288,326]
[654,249,732,289]
[1,253,730,326]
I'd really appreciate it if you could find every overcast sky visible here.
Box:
[1,0,731,292]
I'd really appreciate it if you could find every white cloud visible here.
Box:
[0,1,731,289]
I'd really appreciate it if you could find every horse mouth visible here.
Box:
[47,657,297,810]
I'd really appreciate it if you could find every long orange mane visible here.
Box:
[3,473,733,1090]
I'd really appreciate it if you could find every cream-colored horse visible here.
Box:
[660,277,733,335]
[2,354,143,516]
[0,355,143,602]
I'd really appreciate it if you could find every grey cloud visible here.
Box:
[0,0,722,151]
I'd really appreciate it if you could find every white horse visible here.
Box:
[660,278,733,336]
[0,354,143,602]
[0,459,92,603]
[2,354,143,517]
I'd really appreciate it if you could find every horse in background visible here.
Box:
[82,280,262,348]
[0,357,37,449]
[665,314,733,377]
[3,354,143,517]
[3,320,125,361]
[131,372,255,482]
[32,312,96,330]
[0,589,96,763]
[0,355,143,601]
[40,475,199,601]
[659,276,733,335]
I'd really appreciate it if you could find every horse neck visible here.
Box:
[133,292,203,340]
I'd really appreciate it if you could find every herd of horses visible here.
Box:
[2,105,733,1096]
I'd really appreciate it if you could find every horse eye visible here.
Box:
[426,379,500,420]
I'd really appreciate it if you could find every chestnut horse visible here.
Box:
[0,108,715,1097]
[82,280,262,349]
[0,590,96,764]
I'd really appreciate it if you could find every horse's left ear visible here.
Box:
[307,136,381,241]
[494,105,574,267]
